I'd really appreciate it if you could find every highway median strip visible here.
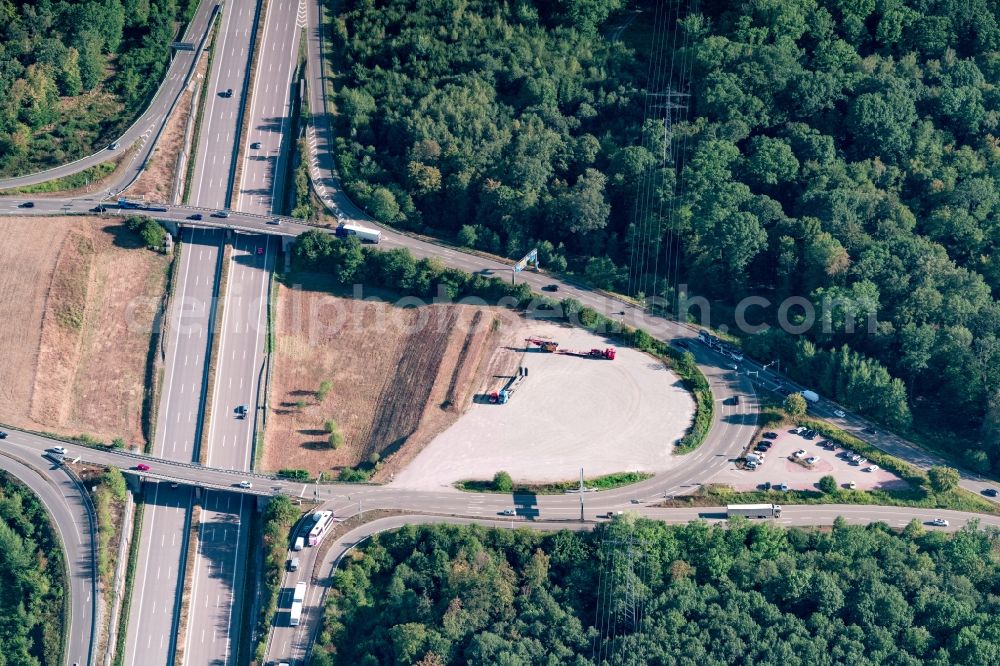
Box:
[172,500,202,666]
[198,241,232,464]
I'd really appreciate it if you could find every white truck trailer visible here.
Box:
[335,223,382,243]
[727,503,782,519]
[289,601,303,626]
[801,390,819,403]
[293,581,307,603]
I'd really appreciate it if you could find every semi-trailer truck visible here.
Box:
[293,581,307,603]
[726,503,782,519]
[289,601,302,626]
[335,223,382,243]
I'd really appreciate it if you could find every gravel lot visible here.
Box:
[391,321,695,490]
[712,427,909,491]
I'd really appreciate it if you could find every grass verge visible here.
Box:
[111,500,143,666]
[198,241,231,464]
[182,12,221,204]
[172,501,201,666]
[228,0,271,209]
[456,471,654,494]
[0,161,118,195]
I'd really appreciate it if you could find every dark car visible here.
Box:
[90,205,107,213]
[222,88,233,98]
[754,444,768,452]
[18,201,34,208]
[0,431,7,439]
[250,141,262,149]
[235,404,248,418]
[211,211,230,218]
[267,218,281,225]
[187,213,203,220]
[542,284,559,292]
[863,427,877,435]
[983,488,998,497]
[762,431,778,440]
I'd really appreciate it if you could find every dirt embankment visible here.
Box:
[263,277,509,476]
[0,216,168,445]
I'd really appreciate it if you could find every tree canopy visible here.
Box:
[312,519,1000,665]
[328,0,1000,460]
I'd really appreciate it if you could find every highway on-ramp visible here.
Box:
[0,451,97,666]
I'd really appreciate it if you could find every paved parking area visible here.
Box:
[711,427,909,492]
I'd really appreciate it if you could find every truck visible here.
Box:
[335,223,382,244]
[289,601,302,627]
[293,581,307,603]
[727,503,782,519]
[307,510,334,546]
[800,390,819,403]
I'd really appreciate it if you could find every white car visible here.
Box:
[847,481,857,489]
[776,482,789,491]
[857,458,867,465]
[931,518,949,527]
[865,465,879,472]
[793,449,807,458]
[833,409,845,418]
[49,446,67,455]
[238,480,252,489]
[806,456,819,465]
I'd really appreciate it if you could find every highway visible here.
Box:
[189,0,262,209]
[123,227,223,666]
[0,451,97,666]
[236,0,304,214]
[0,1,219,193]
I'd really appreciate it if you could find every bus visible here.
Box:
[307,510,334,546]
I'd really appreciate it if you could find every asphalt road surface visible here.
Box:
[0,0,219,192]
[236,0,303,214]
[123,227,223,666]
[184,233,274,665]
[0,451,97,666]
[189,0,262,208]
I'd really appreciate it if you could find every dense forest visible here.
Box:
[0,0,197,176]
[312,519,1000,665]
[328,0,1000,464]
[0,471,66,666]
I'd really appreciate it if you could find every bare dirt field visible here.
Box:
[0,216,168,445]
[263,275,510,476]
[391,320,696,490]
[710,427,908,491]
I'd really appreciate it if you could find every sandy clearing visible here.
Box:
[0,216,167,445]
[391,320,696,490]
[263,277,507,475]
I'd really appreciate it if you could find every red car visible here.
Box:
[135,463,151,471]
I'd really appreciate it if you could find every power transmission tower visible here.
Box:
[592,532,651,666]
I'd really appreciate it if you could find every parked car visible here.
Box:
[793,449,807,458]
[754,444,768,452]
[833,409,846,417]
[865,465,879,472]
[930,518,949,527]
[847,481,857,489]
[805,456,819,465]
[762,432,778,440]
[135,463,151,471]
[776,482,789,491]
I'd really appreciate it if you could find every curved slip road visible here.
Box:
[0,451,97,666]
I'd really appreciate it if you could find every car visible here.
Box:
[222,88,233,97]
[17,201,34,208]
[857,457,867,465]
[49,446,67,455]
[762,431,778,440]
[250,141,262,149]
[803,429,817,439]
[865,465,879,472]
[108,141,120,150]
[501,508,515,516]
[288,557,299,572]
[850,454,862,463]
[847,481,857,489]
[863,427,876,435]
[630,498,641,504]
[135,463,151,471]
[235,404,248,418]
[256,246,264,255]
[776,482,789,491]
[833,409,846,417]
[746,462,757,470]
[211,211,229,218]
[0,431,6,439]
[760,481,772,490]
[983,488,998,497]
[238,480,252,489]
[267,218,281,225]
[542,284,559,292]
[793,449,807,458]
[187,213,203,220]
[790,426,804,435]
[170,483,179,488]
[90,205,107,213]
[930,518,949,527]
[754,444,768,452]
[731,395,741,405]
[805,456,819,465]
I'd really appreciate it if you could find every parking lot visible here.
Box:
[712,426,909,492]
